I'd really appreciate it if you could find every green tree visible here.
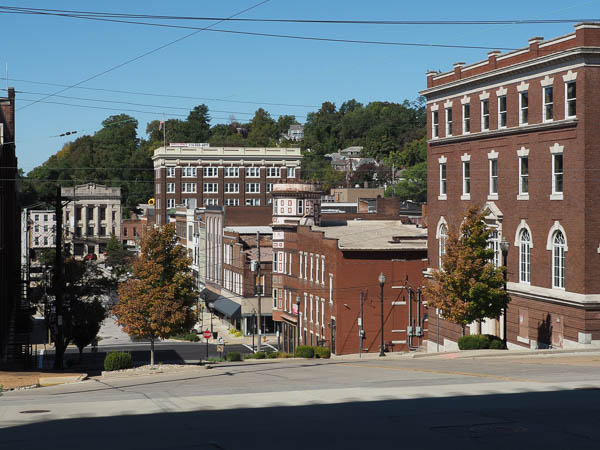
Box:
[113,224,197,365]
[424,205,510,334]
[105,234,132,280]
[71,297,106,363]
[385,162,427,202]
[246,108,277,146]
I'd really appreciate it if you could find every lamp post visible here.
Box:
[378,272,386,357]
[499,236,510,348]
[296,296,301,353]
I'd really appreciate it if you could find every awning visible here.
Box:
[212,297,241,320]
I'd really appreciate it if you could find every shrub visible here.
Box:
[266,351,280,359]
[253,351,266,359]
[225,351,242,362]
[458,334,490,350]
[104,352,133,371]
[489,337,506,350]
[228,329,235,335]
[233,331,243,338]
[295,345,315,358]
[206,357,225,363]
[314,346,331,359]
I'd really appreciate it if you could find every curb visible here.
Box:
[409,347,600,359]
[38,374,88,387]
[100,365,209,379]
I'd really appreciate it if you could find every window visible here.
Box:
[432,110,439,138]
[204,198,218,206]
[498,96,507,128]
[245,198,260,206]
[298,199,304,215]
[552,154,563,195]
[462,104,470,134]
[304,293,307,321]
[34,224,39,232]
[167,183,175,193]
[101,226,107,236]
[519,92,528,125]
[288,253,292,275]
[273,252,279,273]
[225,183,239,193]
[245,183,260,193]
[329,274,333,304]
[167,198,175,208]
[245,167,260,178]
[552,231,566,289]
[273,289,279,309]
[304,252,308,281]
[519,157,529,195]
[321,255,325,285]
[481,99,490,130]
[203,167,218,177]
[315,255,320,284]
[225,167,239,178]
[182,167,197,177]
[519,229,531,284]
[225,198,239,206]
[182,183,197,193]
[439,224,447,268]
[315,298,319,325]
[266,183,273,193]
[488,229,500,268]
[43,214,48,222]
[267,167,281,178]
[166,167,175,178]
[287,167,296,178]
[445,107,452,136]
[310,295,314,322]
[566,81,576,118]
[34,237,39,246]
[44,225,48,232]
[310,254,314,281]
[203,183,218,193]
[489,158,498,195]
[299,252,303,279]
[439,162,447,197]
[462,161,470,196]
[543,86,553,121]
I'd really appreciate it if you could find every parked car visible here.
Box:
[85,253,98,260]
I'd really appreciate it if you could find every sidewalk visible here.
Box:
[0,371,87,390]
[196,310,279,348]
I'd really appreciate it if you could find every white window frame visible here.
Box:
[543,85,554,122]
[488,150,499,200]
[481,99,490,131]
[204,198,218,206]
[497,95,507,128]
[550,143,564,200]
[310,295,314,322]
[225,198,240,206]
[299,252,303,279]
[432,109,439,138]
[461,153,471,201]
[245,167,260,178]
[167,198,175,208]
[225,183,239,193]
[166,183,175,194]
[438,223,447,268]
[304,252,308,280]
[166,166,175,178]
[329,274,333,304]
[182,167,197,178]
[315,298,319,325]
[287,167,296,178]
[438,156,447,200]
[462,103,470,134]
[315,255,320,285]
[245,198,260,206]
[552,231,566,289]
[519,229,531,284]
[273,251,279,273]
[445,106,453,137]
[304,293,308,321]
[321,255,325,286]
[203,167,218,178]
[224,167,239,178]
[310,253,314,282]
[203,183,218,193]
[182,182,197,193]
[266,183,273,193]
[565,81,576,118]
[266,167,281,178]
[245,183,260,193]
[488,228,500,269]
[519,91,529,125]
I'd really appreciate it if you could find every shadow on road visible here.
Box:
[3,389,600,449]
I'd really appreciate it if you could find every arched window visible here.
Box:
[552,230,566,289]
[439,224,447,267]
[488,229,500,268]
[519,229,531,283]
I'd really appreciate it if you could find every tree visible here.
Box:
[113,224,197,365]
[71,297,106,363]
[424,205,510,334]
[385,162,427,202]
[105,234,132,280]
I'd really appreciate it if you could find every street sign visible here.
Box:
[218,337,224,345]
[203,330,212,339]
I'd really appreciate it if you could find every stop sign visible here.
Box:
[203,330,212,339]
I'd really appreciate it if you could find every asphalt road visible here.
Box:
[3,352,600,449]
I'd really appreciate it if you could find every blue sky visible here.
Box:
[3,0,598,170]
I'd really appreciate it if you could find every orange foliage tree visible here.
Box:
[113,224,197,365]
[424,204,510,334]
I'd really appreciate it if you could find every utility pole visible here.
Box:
[359,291,364,358]
[53,185,65,369]
[256,230,261,352]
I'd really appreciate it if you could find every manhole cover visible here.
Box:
[19,410,50,414]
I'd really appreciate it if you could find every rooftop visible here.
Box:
[312,220,427,251]
[224,226,273,234]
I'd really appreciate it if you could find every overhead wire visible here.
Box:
[15,0,272,112]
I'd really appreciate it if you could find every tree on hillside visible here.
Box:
[113,224,197,366]
[385,137,427,202]
[424,205,510,334]
[246,108,277,147]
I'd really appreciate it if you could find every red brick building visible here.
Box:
[271,184,428,355]
[420,23,600,350]
[152,145,301,226]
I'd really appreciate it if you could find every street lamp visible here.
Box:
[499,236,510,348]
[378,272,386,357]
[296,296,301,353]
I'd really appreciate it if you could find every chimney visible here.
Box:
[426,70,438,88]
[528,37,544,57]
[487,50,501,69]
[453,62,465,79]
[575,22,600,47]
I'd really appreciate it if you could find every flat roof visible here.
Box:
[224,226,273,234]
[313,220,427,251]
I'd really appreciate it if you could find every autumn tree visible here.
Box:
[113,224,197,365]
[424,204,510,334]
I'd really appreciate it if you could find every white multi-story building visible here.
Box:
[61,183,121,259]
[27,209,56,249]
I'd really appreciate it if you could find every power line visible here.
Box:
[16,0,272,112]
[0,6,595,25]
[8,78,320,109]
[4,10,519,51]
